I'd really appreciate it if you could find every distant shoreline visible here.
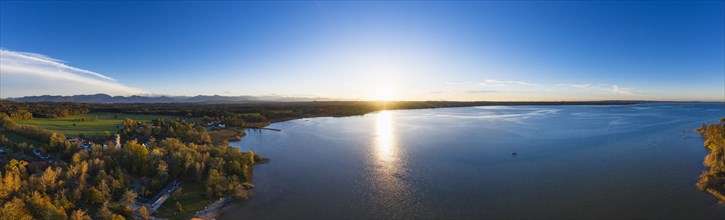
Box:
[255,101,665,125]
[246,101,724,129]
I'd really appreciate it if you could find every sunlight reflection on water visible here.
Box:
[222,104,725,219]
[375,111,396,163]
[371,111,410,213]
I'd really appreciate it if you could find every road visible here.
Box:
[132,180,180,214]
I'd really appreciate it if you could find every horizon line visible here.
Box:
[2,93,723,104]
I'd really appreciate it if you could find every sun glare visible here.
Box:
[373,85,395,101]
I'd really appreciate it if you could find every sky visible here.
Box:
[0,1,723,101]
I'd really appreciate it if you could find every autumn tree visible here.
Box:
[157,160,169,180]
[0,197,33,220]
[26,191,67,220]
[123,140,149,176]
[120,189,137,206]
[87,187,105,204]
[69,209,92,220]
[138,205,149,220]
[95,201,113,220]
[1,171,22,199]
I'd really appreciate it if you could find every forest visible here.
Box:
[0,112,264,219]
[696,118,725,202]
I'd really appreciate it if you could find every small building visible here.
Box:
[114,134,121,148]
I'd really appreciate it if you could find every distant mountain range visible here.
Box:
[6,94,338,103]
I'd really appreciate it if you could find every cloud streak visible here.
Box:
[478,79,535,87]
[2,49,116,81]
[558,82,647,95]
[0,49,145,97]
[611,85,647,95]
[465,90,499,94]
[557,83,593,88]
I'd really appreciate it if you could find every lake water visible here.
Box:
[222,103,725,219]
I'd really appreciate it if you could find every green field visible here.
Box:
[0,127,45,147]
[239,112,261,116]
[16,112,200,137]
[154,181,216,220]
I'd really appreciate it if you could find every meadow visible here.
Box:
[154,181,215,220]
[17,112,201,137]
[0,127,45,147]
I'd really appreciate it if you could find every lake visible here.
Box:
[222,103,725,219]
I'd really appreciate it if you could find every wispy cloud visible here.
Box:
[465,90,499,94]
[445,81,475,85]
[558,82,647,95]
[429,89,499,94]
[0,49,146,97]
[478,79,535,87]
[611,85,647,95]
[2,49,116,81]
[557,83,593,88]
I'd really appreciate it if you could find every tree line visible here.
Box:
[0,101,91,120]
[1,100,644,126]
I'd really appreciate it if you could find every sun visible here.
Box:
[373,85,395,101]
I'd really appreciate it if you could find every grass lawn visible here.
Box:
[239,112,261,116]
[0,128,45,162]
[0,127,45,147]
[269,110,293,113]
[17,112,201,137]
[154,181,216,220]
[208,127,245,143]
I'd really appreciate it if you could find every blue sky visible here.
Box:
[1,1,723,101]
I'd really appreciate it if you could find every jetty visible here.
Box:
[193,197,233,220]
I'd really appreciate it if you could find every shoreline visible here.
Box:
[695,119,725,203]
[196,103,725,219]
[175,102,705,218]
[252,101,650,126]
[209,127,248,143]
[192,196,234,219]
